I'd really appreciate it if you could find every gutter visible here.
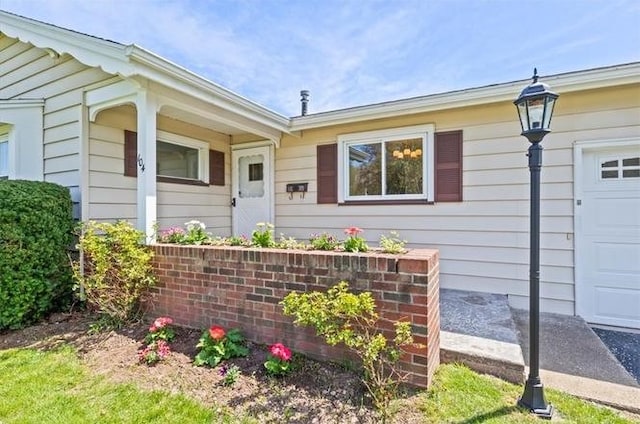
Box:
[290,62,640,131]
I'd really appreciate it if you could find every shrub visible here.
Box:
[72,220,156,326]
[282,281,413,422]
[0,180,74,330]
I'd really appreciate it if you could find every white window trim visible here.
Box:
[156,130,209,183]
[337,124,435,202]
[0,133,8,180]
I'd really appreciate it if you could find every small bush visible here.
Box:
[379,231,407,254]
[194,326,249,367]
[0,180,74,330]
[282,281,413,422]
[73,220,155,326]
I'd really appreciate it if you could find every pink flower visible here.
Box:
[153,316,173,329]
[149,324,158,332]
[209,325,226,341]
[156,340,171,358]
[269,343,292,361]
[344,226,363,237]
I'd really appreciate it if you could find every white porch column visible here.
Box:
[135,90,157,243]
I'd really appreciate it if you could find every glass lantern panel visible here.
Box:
[543,96,556,129]
[527,98,545,130]
[517,102,528,132]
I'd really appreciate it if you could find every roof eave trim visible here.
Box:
[290,62,640,131]
[127,46,290,132]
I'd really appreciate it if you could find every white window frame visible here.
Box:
[156,130,209,183]
[337,124,435,202]
[0,131,8,180]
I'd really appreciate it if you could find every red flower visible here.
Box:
[269,343,292,361]
[344,226,363,237]
[209,325,226,341]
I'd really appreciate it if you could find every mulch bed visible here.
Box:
[0,313,425,423]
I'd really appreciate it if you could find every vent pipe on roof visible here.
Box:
[300,90,310,116]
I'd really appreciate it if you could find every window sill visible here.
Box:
[157,176,208,186]
[339,199,435,206]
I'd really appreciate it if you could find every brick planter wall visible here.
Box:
[149,245,440,388]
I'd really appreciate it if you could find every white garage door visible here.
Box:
[578,144,640,329]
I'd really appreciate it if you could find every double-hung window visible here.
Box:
[338,124,435,202]
[124,130,225,186]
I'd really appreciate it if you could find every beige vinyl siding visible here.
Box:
[89,104,232,234]
[275,84,640,314]
[0,35,112,217]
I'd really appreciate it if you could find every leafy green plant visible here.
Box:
[219,364,242,386]
[138,340,171,365]
[226,235,250,246]
[0,180,74,330]
[277,234,303,250]
[379,231,407,254]
[264,343,293,376]
[72,220,156,327]
[194,326,249,367]
[309,232,339,251]
[251,222,276,248]
[183,220,209,244]
[144,316,176,344]
[342,226,368,253]
[156,226,187,244]
[281,281,412,422]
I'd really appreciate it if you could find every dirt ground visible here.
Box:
[0,313,425,423]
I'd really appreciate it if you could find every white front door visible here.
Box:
[577,143,640,329]
[232,144,273,237]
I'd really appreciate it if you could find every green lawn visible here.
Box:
[0,347,636,423]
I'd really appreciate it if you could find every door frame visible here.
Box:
[231,140,275,236]
[573,137,640,321]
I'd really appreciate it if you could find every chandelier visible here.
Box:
[392,148,422,159]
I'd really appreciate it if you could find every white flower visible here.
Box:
[185,220,206,231]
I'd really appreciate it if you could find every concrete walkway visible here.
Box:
[440,288,640,414]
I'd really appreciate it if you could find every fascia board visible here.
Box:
[127,46,290,133]
[290,62,640,131]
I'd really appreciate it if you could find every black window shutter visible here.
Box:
[317,143,337,204]
[124,130,137,177]
[434,130,463,202]
[209,149,225,186]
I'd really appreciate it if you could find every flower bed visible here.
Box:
[149,244,440,388]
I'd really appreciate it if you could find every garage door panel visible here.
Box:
[578,145,640,329]
[594,241,640,277]
[593,287,640,326]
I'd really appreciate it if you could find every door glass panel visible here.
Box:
[622,157,640,167]
[623,169,640,178]
[601,159,618,168]
[239,154,264,198]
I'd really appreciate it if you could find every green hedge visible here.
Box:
[0,180,74,330]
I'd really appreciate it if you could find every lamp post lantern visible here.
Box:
[514,68,558,419]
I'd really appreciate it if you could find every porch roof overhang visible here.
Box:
[0,10,289,144]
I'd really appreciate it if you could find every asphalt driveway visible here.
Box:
[592,327,640,384]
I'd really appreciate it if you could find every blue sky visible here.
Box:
[2,0,639,116]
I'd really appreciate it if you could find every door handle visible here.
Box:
[231,197,236,207]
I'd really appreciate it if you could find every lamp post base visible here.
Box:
[518,378,553,419]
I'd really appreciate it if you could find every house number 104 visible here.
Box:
[137,154,145,173]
